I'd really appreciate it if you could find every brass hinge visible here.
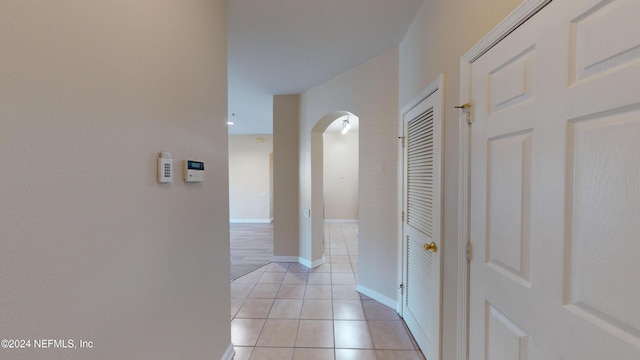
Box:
[465,243,473,261]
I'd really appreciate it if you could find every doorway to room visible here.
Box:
[228,135,274,279]
[322,115,359,223]
[322,115,360,276]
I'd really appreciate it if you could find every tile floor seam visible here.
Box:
[361,298,379,353]
[292,318,302,351]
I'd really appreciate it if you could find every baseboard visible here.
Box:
[298,257,312,268]
[355,283,398,310]
[220,343,235,360]
[311,256,326,268]
[272,256,326,268]
[272,256,298,263]
[229,219,272,224]
[298,256,326,269]
[323,219,358,223]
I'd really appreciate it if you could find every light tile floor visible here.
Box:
[231,222,426,360]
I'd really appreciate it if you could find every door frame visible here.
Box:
[456,1,551,359]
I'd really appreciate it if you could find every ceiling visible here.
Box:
[227,0,423,134]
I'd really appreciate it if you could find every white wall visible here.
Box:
[228,134,273,222]
[0,1,231,359]
[323,132,359,220]
[300,49,399,300]
[399,0,522,358]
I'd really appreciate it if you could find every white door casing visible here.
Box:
[467,1,640,359]
[401,75,444,360]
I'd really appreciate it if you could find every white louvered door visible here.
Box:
[401,77,443,360]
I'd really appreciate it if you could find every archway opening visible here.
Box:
[306,111,359,266]
[323,115,359,222]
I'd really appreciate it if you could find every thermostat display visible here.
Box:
[184,160,205,182]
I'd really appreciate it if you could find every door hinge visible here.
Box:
[398,136,405,148]
[399,283,404,295]
[401,211,405,222]
[465,242,473,261]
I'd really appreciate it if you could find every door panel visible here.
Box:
[486,130,532,287]
[566,106,640,341]
[402,78,443,359]
[469,1,640,359]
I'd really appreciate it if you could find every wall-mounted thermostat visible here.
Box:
[158,152,173,183]
[184,160,205,182]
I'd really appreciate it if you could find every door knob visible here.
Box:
[423,242,438,252]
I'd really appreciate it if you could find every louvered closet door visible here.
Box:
[402,78,443,360]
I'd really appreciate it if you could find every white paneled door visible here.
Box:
[402,76,443,360]
[469,1,640,359]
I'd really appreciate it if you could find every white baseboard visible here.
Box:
[274,256,326,268]
[298,257,312,268]
[312,256,326,267]
[355,283,398,310]
[220,343,235,360]
[229,219,272,224]
[272,256,298,263]
[323,219,358,223]
[299,255,326,269]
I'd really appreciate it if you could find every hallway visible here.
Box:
[230,222,426,360]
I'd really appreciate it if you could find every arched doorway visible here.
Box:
[323,115,359,222]
[304,111,359,266]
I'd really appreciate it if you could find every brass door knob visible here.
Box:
[423,242,438,252]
